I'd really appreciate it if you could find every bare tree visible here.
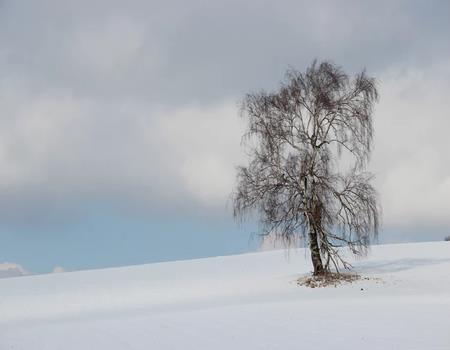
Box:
[233,60,380,276]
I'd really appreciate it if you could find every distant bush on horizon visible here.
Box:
[445,236,450,242]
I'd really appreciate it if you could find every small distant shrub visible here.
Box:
[445,236,450,242]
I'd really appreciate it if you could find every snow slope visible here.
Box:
[1,242,449,349]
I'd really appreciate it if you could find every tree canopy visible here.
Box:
[233,60,380,275]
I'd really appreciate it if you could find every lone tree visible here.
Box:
[233,60,380,275]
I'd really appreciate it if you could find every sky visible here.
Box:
[1,0,450,274]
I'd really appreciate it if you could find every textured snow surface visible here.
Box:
[1,242,449,349]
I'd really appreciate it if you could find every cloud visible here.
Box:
[1,1,449,103]
[371,61,450,227]
[0,0,448,234]
[154,103,245,205]
[0,87,244,225]
[0,262,28,278]
[52,266,66,273]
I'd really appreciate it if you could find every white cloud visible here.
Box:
[0,262,28,278]
[154,103,245,205]
[0,83,245,222]
[372,61,450,227]
[52,266,66,273]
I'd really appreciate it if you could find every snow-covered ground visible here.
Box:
[1,241,449,349]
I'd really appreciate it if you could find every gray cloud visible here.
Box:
[0,0,449,232]
[2,1,449,103]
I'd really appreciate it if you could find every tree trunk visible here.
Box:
[309,227,325,276]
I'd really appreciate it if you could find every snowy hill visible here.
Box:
[1,242,449,349]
